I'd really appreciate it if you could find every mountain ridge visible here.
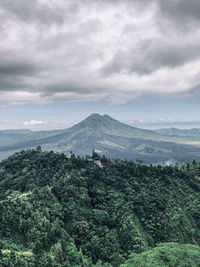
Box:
[0,113,200,163]
[70,113,160,139]
[155,127,200,137]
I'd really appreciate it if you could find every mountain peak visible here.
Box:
[85,113,113,122]
[87,113,103,119]
[72,113,119,132]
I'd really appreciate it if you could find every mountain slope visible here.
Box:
[0,114,200,163]
[0,129,32,146]
[71,113,160,139]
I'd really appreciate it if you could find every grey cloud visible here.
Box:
[0,0,200,104]
[91,0,151,6]
[102,39,200,75]
[0,0,65,25]
[0,50,43,92]
[42,83,97,97]
[0,60,38,76]
[158,0,200,26]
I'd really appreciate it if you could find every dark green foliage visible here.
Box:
[121,243,200,267]
[0,149,200,266]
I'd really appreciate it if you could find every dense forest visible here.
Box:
[0,147,200,266]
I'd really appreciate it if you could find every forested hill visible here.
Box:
[1,148,200,266]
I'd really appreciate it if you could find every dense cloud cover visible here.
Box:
[0,0,200,104]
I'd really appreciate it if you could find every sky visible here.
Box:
[0,0,200,130]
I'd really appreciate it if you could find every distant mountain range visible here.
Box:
[155,127,200,137]
[0,113,200,163]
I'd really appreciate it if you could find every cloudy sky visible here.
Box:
[0,0,200,130]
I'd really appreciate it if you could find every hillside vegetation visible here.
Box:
[122,243,200,267]
[0,148,200,266]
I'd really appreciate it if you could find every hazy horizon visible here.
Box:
[1,111,200,131]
